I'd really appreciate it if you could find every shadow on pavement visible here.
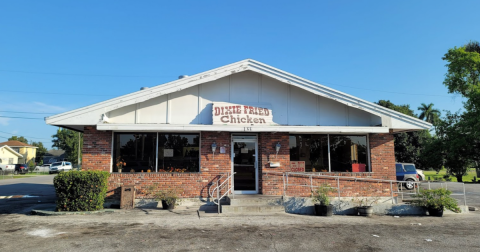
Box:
[0,183,56,215]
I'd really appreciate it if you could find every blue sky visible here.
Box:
[0,1,478,149]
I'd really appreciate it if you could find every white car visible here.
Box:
[416,169,426,181]
[49,161,73,174]
[34,164,51,172]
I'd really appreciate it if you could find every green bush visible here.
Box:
[411,188,461,213]
[53,170,110,212]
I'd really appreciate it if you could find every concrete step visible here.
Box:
[228,196,283,206]
[221,204,285,214]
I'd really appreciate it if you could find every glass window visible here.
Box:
[404,164,416,172]
[289,135,329,172]
[396,164,403,172]
[158,134,199,172]
[329,135,368,172]
[113,133,157,172]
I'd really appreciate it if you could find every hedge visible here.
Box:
[53,170,110,212]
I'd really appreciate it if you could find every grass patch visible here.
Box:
[0,173,51,180]
[423,169,477,182]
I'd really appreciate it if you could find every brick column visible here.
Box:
[82,126,112,172]
[369,133,396,180]
[259,132,290,195]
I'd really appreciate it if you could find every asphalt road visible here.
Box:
[0,175,57,214]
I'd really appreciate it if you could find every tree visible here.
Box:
[32,142,48,164]
[376,100,431,168]
[8,136,28,144]
[417,103,441,125]
[442,41,480,177]
[52,128,83,165]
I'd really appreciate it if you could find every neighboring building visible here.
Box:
[0,145,23,166]
[43,149,66,164]
[0,140,37,164]
[45,59,431,203]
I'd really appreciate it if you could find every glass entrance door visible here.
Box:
[232,135,258,194]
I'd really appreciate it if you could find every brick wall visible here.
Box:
[82,126,112,172]
[106,131,232,200]
[259,132,290,195]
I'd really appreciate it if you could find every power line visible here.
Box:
[0,110,55,115]
[0,90,114,97]
[0,130,51,141]
[0,116,44,120]
[0,69,176,78]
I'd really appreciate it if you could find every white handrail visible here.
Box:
[210,172,236,213]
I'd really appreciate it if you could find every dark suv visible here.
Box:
[14,164,28,175]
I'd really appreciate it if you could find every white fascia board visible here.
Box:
[46,59,431,131]
[0,146,23,157]
[96,123,389,134]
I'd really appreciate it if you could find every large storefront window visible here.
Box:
[289,135,328,172]
[113,133,157,172]
[113,133,200,173]
[290,134,369,172]
[158,134,199,172]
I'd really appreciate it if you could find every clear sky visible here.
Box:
[0,1,479,149]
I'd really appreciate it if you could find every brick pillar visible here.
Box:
[259,132,290,195]
[82,126,112,172]
[200,131,231,174]
[369,133,395,180]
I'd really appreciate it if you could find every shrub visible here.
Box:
[411,188,460,213]
[311,183,336,205]
[54,170,110,211]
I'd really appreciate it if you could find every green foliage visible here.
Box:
[32,141,47,163]
[417,103,441,125]
[411,188,461,213]
[53,170,110,211]
[52,128,83,165]
[8,136,28,143]
[311,183,337,205]
[146,185,180,206]
[376,100,416,117]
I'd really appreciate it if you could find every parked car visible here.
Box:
[0,164,15,172]
[14,164,29,175]
[395,163,419,190]
[34,164,51,172]
[416,169,425,181]
[49,161,73,174]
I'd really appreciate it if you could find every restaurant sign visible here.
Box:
[212,102,273,125]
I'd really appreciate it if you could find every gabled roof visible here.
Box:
[0,145,23,157]
[0,140,37,148]
[45,59,432,131]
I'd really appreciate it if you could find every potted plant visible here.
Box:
[351,184,380,217]
[311,183,337,216]
[411,188,460,217]
[147,185,181,210]
[115,156,126,173]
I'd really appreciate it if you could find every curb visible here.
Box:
[31,209,116,216]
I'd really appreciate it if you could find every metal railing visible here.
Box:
[209,172,236,213]
[263,171,467,206]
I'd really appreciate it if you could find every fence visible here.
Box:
[263,171,467,206]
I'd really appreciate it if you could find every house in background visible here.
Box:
[43,149,66,164]
[0,140,37,164]
[0,145,23,166]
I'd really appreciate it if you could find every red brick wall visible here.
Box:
[106,131,232,199]
[82,126,112,172]
[259,132,290,195]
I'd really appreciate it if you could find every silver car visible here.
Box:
[49,161,73,174]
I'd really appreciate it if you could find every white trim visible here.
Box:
[367,134,371,172]
[45,59,431,131]
[110,131,114,173]
[327,134,331,172]
[98,123,390,134]
[0,146,23,157]
[155,132,159,172]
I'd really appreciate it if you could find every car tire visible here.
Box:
[14,170,18,175]
[405,179,415,190]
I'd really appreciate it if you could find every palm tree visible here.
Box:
[418,103,441,124]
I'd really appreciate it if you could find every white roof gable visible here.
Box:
[0,146,23,157]
[45,59,431,132]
